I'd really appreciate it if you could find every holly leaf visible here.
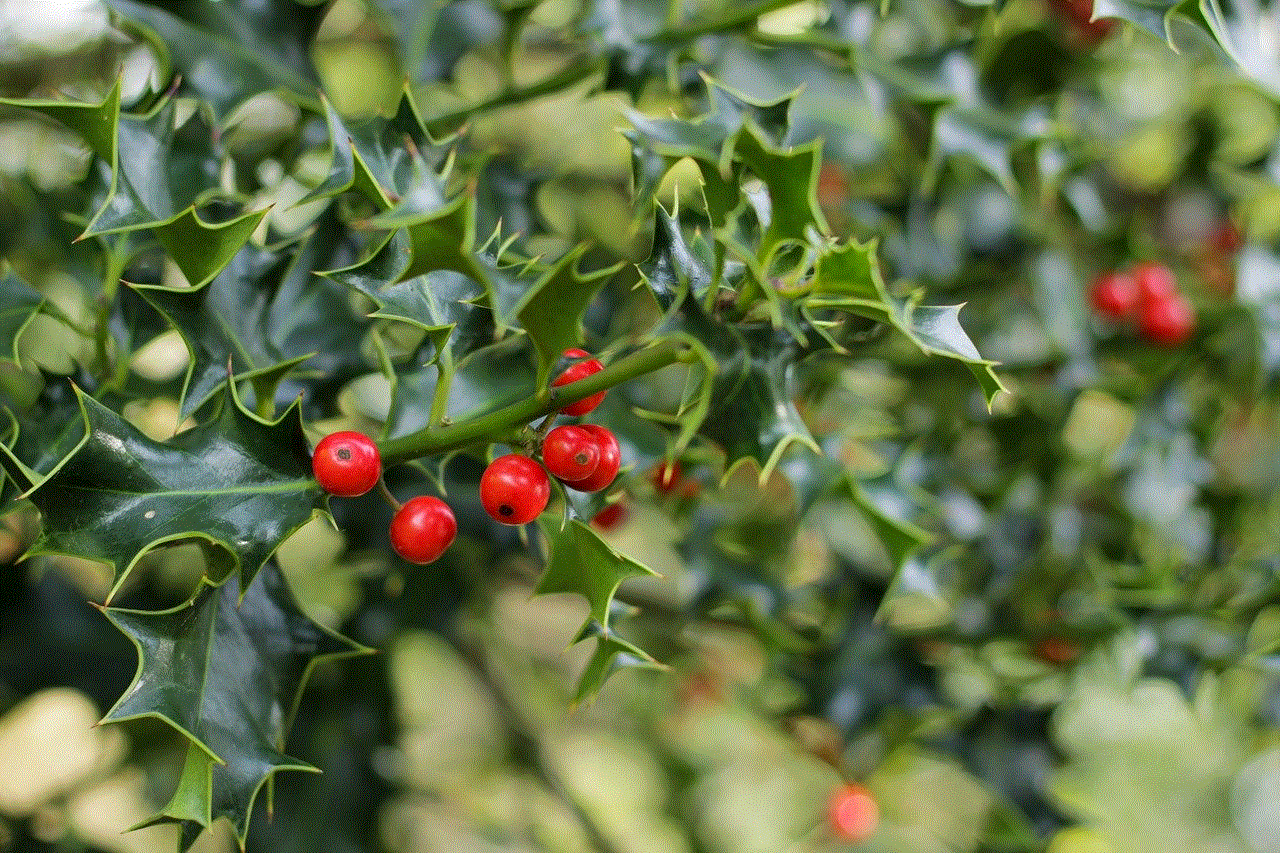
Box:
[637,207,717,309]
[0,378,89,513]
[1092,0,1238,61]
[0,268,46,366]
[2,85,266,286]
[385,337,535,441]
[515,245,620,386]
[808,240,1006,406]
[535,519,659,631]
[133,219,369,420]
[103,561,369,848]
[683,304,818,483]
[106,0,325,119]
[301,91,449,208]
[847,474,932,573]
[572,620,664,702]
[369,0,506,84]
[12,387,323,601]
[322,228,489,366]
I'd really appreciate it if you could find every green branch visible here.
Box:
[378,339,689,464]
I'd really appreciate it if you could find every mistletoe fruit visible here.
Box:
[1089,271,1138,320]
[1133,261,1178,307]
[1140,293,1195,346]
[481,454,551,524]
[389,496,457,565]
[651,460,683,493]
[542,425,601,481]
[552,348,606,415]
[565,425,621,492]
[312,431,381,497]
[826,783,880,842]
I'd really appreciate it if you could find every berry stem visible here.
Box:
[376,477,402,511]
[378,340,687,464]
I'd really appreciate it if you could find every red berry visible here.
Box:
[651,460,683,494]
[827,784,879,842]
[312,431,381,497]
[481,454,551,524]
[389,496,457,565]
[1140,294,1195,346]
[565,425,620,493]
[1089,271,1138,320]
[542,425,601,482]
[591,502,628,531]
[552,348,606,416]
[1133,262,1178,306]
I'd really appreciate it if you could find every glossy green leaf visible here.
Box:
[572,621,664,702]
[133,219,369,419]
[107,0,325,119]
[535,519,659,631]
[103,561,368,846]
[0,268,45,366]
[301,91,448,208]
[515,246,619,386]
[15,387,323,601]
[809,240,1006,406]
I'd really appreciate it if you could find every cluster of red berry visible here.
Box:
[310,349,622,565]
[1089,261,1195,346]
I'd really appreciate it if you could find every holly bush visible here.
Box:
[1,1,1279,851]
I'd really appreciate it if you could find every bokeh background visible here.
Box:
[3,1,1280,853]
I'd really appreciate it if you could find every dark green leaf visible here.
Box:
[535,518,658,630]
[15,387,323,601]
[103,561,369,846]
[107,0,324,119]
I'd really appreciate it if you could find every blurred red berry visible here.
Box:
[1139,294,1195,346]
[827,783,880,842]
[1033,636,1081,665]
[1089,271,1138,320]
[1133,261,1178,307]
[591,502,628,531]
[651,460,683,494]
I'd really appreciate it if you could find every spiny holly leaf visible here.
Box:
[846,474,932,573]
[0,378,89,513]
[682,304,818,483]
[637,207,716,309]
[301,91,449,208]
[572,620,664,702]
[321,228,489,366]
[625,79,802,227]
[107,0,325,119]
[103,561,369,848]
[515,245,620,386]
[1092,0,1238,61]
[133,219,369,420]
[0,268,45,366]
[3,86,266,286]
[808,240,1006,406]
[13,387,323,601]
[372,192,531,330]
[535,518,659,631]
